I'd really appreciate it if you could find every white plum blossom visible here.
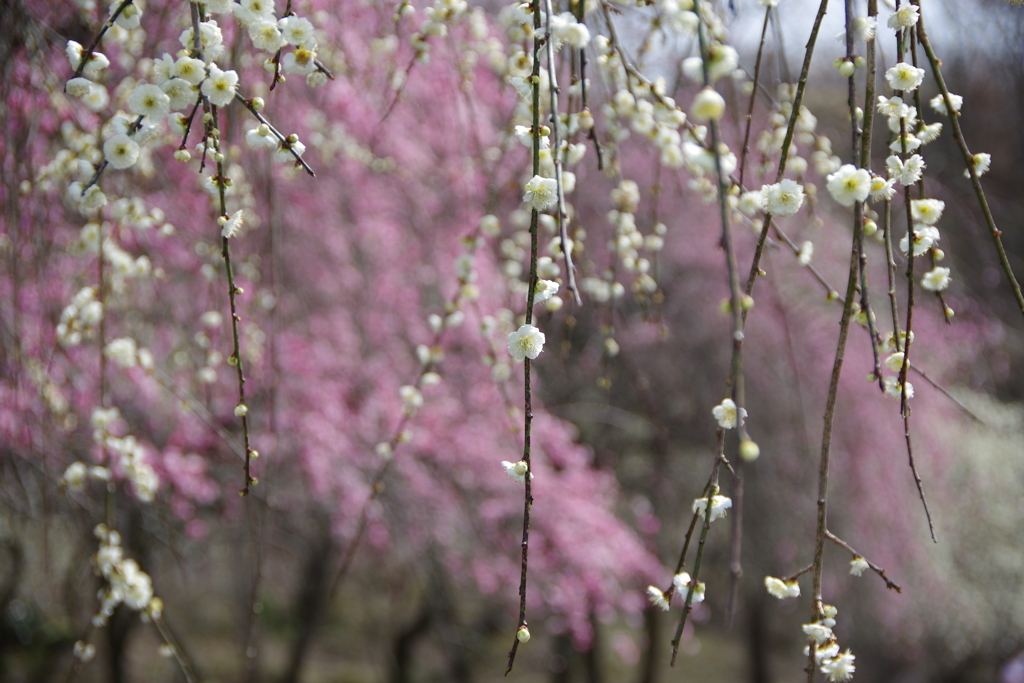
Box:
[887,4,919,29]
[820,650,856,682]
[966,152,991,178]
[104,337,138,367]
[761,179,805,217]
[922,267,951,292]
[399,385,423,413]
[173,55,207,85]
[514,125,550,149]
[501,459,531,484]
[201,65,238,107]
[798,240,814,266]
[549,12,590,50]
[221,210,244,238]
[911,198,944,225]
[82,83,109,112]
[646,585,670,611]
[885,352,906,372]
[900,225,940,256]
[885,62,925,92]
[929,92,963,116]
[876,95,909,119]
[886,153,925,186]
[103,134,140,170]
[884,376,914,399]
[673,572,706,603]
[523,175,558,211]
[849,15,876,42]
[826,164,872,206]
[869,175,897,201]
[246,125,278,149]
[803,622,833,645]
[63,462,89,490]
[128,83,170,120]
[161,78,195,111]
[282,48,317,75]
[764,576,801,599]
[530,279,559,304]
[692,494,732,521]
[179,20,224,61]
[691,88,726,121]
[507,324,545,361]
[111,0,142,29]
[249,20,287,52]
[849,557,870,576]
[712,398,746,429]
[233,0,276,26]
[65,77,92,98]
[279,15,316,46]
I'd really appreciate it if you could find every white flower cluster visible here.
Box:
[91,524,159,627]
[61,461,111,491]
[646,572,708,612]
[673,571,706,604]
[92,407,160,502]
[57,286,103,347]
[605,181,664,297]
[876,94,945,159]
[803,605,856,682]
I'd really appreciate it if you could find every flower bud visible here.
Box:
[740,438,760,462]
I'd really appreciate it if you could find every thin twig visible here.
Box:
[234,92,316,177]
[738,6,772,189]
[912,0,1024,320]
[543,0,582,306]
[825,530,902,592]
[506,4,543,672]
[744,0,831,298]
[69,0,135,81]
[808,5,861,675]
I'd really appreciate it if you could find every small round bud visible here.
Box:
[251,97,265,111]
[174,149,191,163]
[740,438,760,462]
[863,219,877,236]
[517,625,531,643]
[287,134,299,144]
[213,152,225,163]
[933,248,945,261]
[248,449,260,459]
[741,294,755,311]
[234,403,248,417]
[839,61,856,78]
[579,109,594,130]
[217,215,228,226]
[944,306,955,318]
